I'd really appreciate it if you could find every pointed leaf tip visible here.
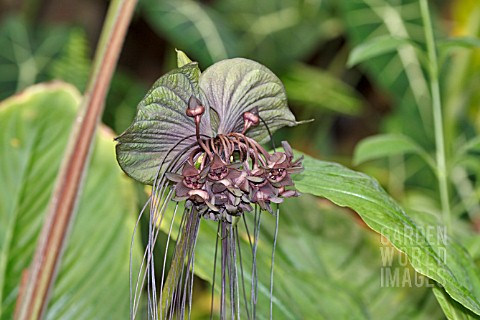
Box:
[176,49,193,68]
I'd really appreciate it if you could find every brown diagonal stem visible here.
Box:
[14,0,138,319]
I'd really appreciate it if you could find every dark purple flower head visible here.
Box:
[115,51,306,320]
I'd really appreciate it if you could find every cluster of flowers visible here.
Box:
[165,97,303,222]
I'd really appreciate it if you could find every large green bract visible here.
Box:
[115,57,298,185]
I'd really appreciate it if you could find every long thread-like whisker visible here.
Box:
[235,227,250,320]
[182,211,201,319]
[242,215,253,251]
[270,205,280,319]
[210,222,221,320]
[130,197,151,319]
[130,133,203,319]
[158,202,179,317]
[133,189,174,319]
[220,223,227,319]
[161,207,201,320]
[233,228,240,320]
[258,115,276,152]
[178,208,199,318]
[251,207,262,318]
[164,207,189,319]
[187,218,201,320]
[131,192,170,319]
[228,225,238,320]
[228,225,234,320]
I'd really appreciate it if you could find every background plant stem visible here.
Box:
[419,0,451,229]
[14,0,137,319]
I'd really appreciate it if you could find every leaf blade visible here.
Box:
[294,153,480,315]
[347,35,414,67]
[0,82,140,319]
[353,133,432,166]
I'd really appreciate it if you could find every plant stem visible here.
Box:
[419,0,451,229]
[14,0,137,319]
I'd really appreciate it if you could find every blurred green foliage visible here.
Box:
[1,0,480,318]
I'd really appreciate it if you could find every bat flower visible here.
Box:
[115,51,305,320]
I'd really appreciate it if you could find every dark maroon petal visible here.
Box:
[269,196,284,204]
[281,141,293,158]
[226,186,243,197]
[268,152,287,166]
[205,201,220,212]
[280,189,300,198]
[183,162,200,177]
[247,175,264,182]
[211,182,227,193]
[175,183,190,197]
[165,172,183,183]
[188,189,209,201]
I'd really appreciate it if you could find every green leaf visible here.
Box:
[199,58,298,143]
[159,200,370,319]
[455,136,480,164]
[347,35,415,67]
[0,82,140,319]
[438,37,480,50]
[353,133,433,167]
[294,153,480,316]
[433,284,480,320]
[281,63,364,116]
[159,193,443,319]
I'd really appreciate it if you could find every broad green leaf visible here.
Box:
[353,133,433,167]
[159,193,443,319]
[199,58,298,143]
[347,35,416,67]
[0,82,140,319]
[433,285,480,320]
[281,63,364,116]
[159,199,369,319]
[294,153,480,315]
[141,0,238,65]
[115,63,211,185]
